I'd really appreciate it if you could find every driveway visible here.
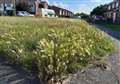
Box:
[64,25,120,84]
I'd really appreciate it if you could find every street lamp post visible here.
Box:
[13,0,16,16]
[3,0,6,15]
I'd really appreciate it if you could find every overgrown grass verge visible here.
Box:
[95,20,120,31]
[0,17,113,84]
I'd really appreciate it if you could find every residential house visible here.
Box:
[0,0,16,16]
[0,0,40,15]
[16,0,36,13]
[104,0,120,23]
[35,0,49,16]
[49,6,74,18]
[35,0,74,17]
[0,0,74,18]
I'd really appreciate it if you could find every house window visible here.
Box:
[0,4,3,8]
[108,5,111,10]
[108,12,112,18]
[65,11,67,15]
[5,4,13,8]
[59,10,62,15]
[112,3,115,8]
[116,2,119,8]
[68,12,70,16]
[63,10,65,15]
[113,12,116,22]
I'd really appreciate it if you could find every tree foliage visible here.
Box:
[90,5,106,16]
[75,13,89,19]
[16,1,29,11]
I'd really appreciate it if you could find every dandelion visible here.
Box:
[11,37,16,40]
[33,51,37,54]
[18,49,23,53]
[1,35,5,38]
[11,50,16,53]
[6,41,11,44]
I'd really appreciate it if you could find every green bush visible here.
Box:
[0,17,113,84]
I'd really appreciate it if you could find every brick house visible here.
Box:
[35,0,49,16]
[0,0,16,15]
[0,0,47,16]
[49,6,74,17]
[0,0,73,17]
[16,0,36,13]
[35,0,74,17]
[104,0,120,23]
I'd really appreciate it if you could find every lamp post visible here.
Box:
[13,0,16,16]
[3,0,6,15]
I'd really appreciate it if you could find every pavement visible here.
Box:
[95,25,120,40]
[0,58,40,84]
[63,25,120,84]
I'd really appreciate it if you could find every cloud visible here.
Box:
[73,4,92,14]
[52,2,69,9]
[90,0,102,3]
[73,0,112,14]
[51,2,92,14]
[50,0,113,14]
[90,0,112,3]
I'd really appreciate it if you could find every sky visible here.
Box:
[48,0,113,14]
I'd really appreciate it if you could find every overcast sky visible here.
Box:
[48,0,113,14]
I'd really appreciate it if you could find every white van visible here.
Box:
[41,8,55,17]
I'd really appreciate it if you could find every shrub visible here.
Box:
[0,17,113,84]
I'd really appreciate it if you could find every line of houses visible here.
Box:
[104,0,120,23]
[0,0,74,18]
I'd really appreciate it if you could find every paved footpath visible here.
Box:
[0,58,40,84]
[64,25,120,84]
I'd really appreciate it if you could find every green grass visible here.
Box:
[0,17,113,84]
[95,20,120,31]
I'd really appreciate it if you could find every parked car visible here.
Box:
[92,15,105,21]
[17,11,34,17]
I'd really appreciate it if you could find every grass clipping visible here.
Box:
[0,17,113,84]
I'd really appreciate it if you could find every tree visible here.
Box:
[16,1,29,11]
[90,5,106,16]
[75,13,89,19]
